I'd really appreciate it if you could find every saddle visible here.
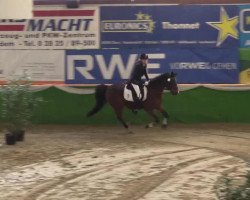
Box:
[123,83,147,102]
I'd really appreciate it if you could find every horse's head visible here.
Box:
[164,72,179,95]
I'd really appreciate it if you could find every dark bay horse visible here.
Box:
[87,72,179,131]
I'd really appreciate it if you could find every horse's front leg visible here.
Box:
[160,107,169,128]
[145,109,160,128]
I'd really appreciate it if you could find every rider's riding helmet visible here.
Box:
[140,53,149,60]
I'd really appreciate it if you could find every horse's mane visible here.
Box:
[149,73,170,86]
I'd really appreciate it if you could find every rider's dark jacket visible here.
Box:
[130,60,149,84]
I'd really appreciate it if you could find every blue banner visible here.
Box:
[101,5,239,48]
[239,5,250,47]
[65,48,239,84]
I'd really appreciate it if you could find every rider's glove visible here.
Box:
[145,81,150,86]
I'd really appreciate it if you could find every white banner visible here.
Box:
[0,50,64,83]
[0,0,32,19]
[0,6,99,50]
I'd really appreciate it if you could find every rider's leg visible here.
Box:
[139,83,144,101]
[128,83,140,114]
[130,84,140,103]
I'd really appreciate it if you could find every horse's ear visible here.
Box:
[171,71,177,77]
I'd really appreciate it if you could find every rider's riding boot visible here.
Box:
[140,86,144,101]
[131,90,140,114]
[132,96,140,114]
[130,86,140,104]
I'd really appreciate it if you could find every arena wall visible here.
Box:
[34,0,250,5]
[1,2,250,125]
[2,87,246,125]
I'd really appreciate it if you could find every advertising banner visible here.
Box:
[65,48,239,84]
[239,48,250,84]
[101,5,239,48]
[239,6,250,83]
[0,6,99,49]
[239,5,250,48]
[0,50,64,83]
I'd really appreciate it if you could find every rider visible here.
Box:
[128,53,150,106]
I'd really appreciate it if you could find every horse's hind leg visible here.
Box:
[115,110,134,134]
[113,107,131,130]
[145,109,160,128]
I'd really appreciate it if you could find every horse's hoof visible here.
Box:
[162,124,168,128]
[145,123,154,128]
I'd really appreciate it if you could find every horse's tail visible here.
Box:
[87,84,108,117]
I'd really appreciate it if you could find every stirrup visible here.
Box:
[132,109,138,114]
[134,98,141,104]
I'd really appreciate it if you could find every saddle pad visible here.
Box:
[123,84,147,102]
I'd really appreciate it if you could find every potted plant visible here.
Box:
[0,72,42,145]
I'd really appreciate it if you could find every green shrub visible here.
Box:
[223,172,250,200]
[1,72,43,132]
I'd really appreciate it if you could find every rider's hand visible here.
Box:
[145,81,149,86]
